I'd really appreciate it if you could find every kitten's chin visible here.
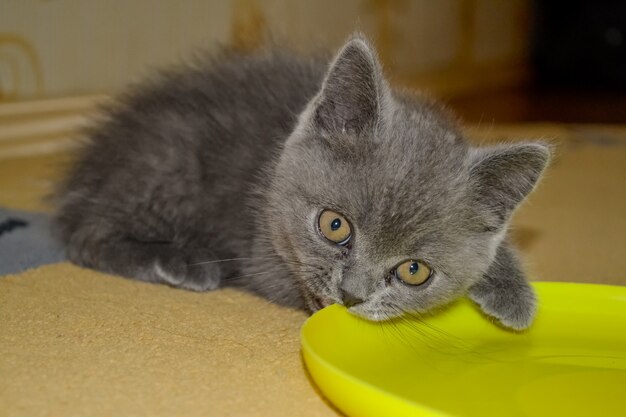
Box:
[346,305,399,322]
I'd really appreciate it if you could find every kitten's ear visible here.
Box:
[469,242,537,330]
[311,36,387,136]
[469,143,550,229]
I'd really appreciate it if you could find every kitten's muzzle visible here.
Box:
[341,291,364,308]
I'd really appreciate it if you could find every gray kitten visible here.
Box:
[54,36,549,330]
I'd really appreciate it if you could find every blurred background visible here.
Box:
[2,0,625,123]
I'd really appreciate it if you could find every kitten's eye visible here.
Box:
[318,210,352,245]
[394,260,432,286]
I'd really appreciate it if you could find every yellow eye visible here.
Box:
[395,260,432,286]
[318,210,352,245]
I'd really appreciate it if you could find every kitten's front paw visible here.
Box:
[470,284,536,330]
[469,242,537,330]
[152,257,221,292]
[178,263,221,292]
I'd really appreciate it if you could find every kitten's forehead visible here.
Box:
[334,106,468,204]
[362,144,470,257]
[284,104,471,252]
[383,102,467,162]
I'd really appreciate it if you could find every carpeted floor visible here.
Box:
[1,264,337,417]
[0,97,625,416]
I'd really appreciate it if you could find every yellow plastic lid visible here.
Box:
[301,282,626,417]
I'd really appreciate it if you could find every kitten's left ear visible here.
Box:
[311,35,388,136]
[469,142,550,229]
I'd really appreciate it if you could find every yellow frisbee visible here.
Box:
[301,282,626,417]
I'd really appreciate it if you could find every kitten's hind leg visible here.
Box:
[65,227,222,291]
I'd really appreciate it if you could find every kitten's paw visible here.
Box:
[152,258,186,286]
[151,257,221,292]
[469,242,538,330]
[178,263,221,292]
[470,284,536,330]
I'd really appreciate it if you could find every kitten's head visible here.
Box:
[266,36,549,328]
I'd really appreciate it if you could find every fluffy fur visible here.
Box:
[54,36,549,330]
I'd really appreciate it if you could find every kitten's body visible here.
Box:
[56,50,324,305]
[55,37,549,329]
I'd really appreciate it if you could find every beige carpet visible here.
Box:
[1,264,337,417]
[1,97,624,416]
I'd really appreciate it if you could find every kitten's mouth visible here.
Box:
[303,290,335,312]
[312,294,334,311]
[298,279,336,312]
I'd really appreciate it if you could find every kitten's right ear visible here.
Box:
[469,142,550,229]
[310,36,387,136]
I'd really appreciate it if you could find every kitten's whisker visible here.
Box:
[226,270,276,281]
[384,305,445,350]
[188,256,278,266]
[188,255,324,272]
[388,306,476,356]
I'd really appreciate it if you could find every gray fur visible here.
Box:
[54,35,549,329]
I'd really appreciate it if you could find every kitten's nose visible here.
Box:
[341,291,364,308]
